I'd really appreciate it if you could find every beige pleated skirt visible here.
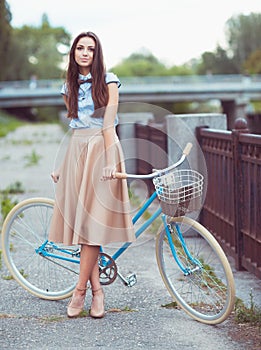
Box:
[49,128,135,246]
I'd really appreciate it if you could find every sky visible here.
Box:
[6,0,261,69]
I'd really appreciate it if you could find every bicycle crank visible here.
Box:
[98,252,118,285]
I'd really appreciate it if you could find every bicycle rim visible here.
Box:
[1,198,79,300]
[156,216,235,324]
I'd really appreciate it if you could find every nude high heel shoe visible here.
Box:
[67,286,88,318]
[90,288,105,318]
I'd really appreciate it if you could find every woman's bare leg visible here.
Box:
[90,260,101,291]
[77,244,100,289]
[89,258,105,318]
[68,244,100,309]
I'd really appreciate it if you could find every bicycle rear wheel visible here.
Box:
[1,198,79,300]
[156,216,235,324]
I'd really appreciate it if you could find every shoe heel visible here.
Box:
[67,286,88,318]
[90,288,105,318]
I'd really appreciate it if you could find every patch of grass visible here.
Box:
[0,112,25,137]
[0,182,24,223]
[121,305,136,312]
[10,139,33,146]
[162,291,261,330]
[79,310,89,317]
[2,268,27,280]
[161,301,179,309]
[2,274,14,280]
[1,155,10,161]
[19,268,28,278]
[234,290,261,327]
[4,181,25,194]
[108,306,137,313]
[0,192,18,222]
[39,315,67,323]
[24,149,42,166]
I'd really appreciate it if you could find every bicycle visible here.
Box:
[1,143,235,325]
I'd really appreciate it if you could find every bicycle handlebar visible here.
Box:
[115,142,193,180]
[182,142,193,156]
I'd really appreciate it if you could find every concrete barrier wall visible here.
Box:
[166,113,227,172]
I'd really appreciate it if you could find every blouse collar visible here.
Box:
[78,72,92,81]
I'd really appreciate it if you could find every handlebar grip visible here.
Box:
[114,172,127,179]
[183,143,193,156]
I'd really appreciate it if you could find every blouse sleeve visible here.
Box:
[61,82,68,95]
[105,72,121,88]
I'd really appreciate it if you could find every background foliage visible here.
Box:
[1,0,261,81]
[0,1,261,119]
[0,1,71,81]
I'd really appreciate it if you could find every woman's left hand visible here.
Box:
[101,165,116,181]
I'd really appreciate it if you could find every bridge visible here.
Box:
[1,75,261,127]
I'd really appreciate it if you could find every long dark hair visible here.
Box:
[66,31,109,119]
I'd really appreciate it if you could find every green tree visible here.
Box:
[6,14,71,80]
[225,12,261,72]
[167,64,194,76]
[243,49,261,74]
[112,50,168,76]
[197,46,238,74]
[0,0,12,80]
[196,13,261,75]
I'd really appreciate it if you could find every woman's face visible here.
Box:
[74,36,96,75]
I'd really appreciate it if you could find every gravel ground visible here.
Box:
[0,123,260,350]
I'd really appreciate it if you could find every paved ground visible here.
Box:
[0,123,261,350]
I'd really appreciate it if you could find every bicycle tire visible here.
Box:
[155,216,235,324]
[1,197,79,300]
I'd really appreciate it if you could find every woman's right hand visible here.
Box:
[51,172,60,183]
[101,165,116,181]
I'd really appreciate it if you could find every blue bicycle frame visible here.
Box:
[36,190,201,276]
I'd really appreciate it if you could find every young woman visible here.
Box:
[49,32,135,318]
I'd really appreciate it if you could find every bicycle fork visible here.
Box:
[162,215,202,275]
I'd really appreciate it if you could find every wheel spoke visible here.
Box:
[2,198,79,300]
[156,216,235,324]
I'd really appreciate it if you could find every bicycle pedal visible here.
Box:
[125,273,137,287]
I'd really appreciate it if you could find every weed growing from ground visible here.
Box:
[0,181,24,222]
[234,290,261,328]
[24,149,42,167]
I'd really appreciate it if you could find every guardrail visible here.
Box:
[1,74,261,90]
[122,115,261,278]
[196,119,261,279]
[1,75,261,109]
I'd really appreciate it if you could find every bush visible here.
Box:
[0,111,24,137]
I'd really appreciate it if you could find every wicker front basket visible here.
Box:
[153,170,204,217]
[159,188,202,216]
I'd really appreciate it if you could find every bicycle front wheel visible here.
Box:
[156,216,235,324]
[1,198,79,300]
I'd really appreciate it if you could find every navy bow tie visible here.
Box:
[78,78,92,85]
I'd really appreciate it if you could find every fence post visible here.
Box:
[195,125,209,223]
[232,118,249,270]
